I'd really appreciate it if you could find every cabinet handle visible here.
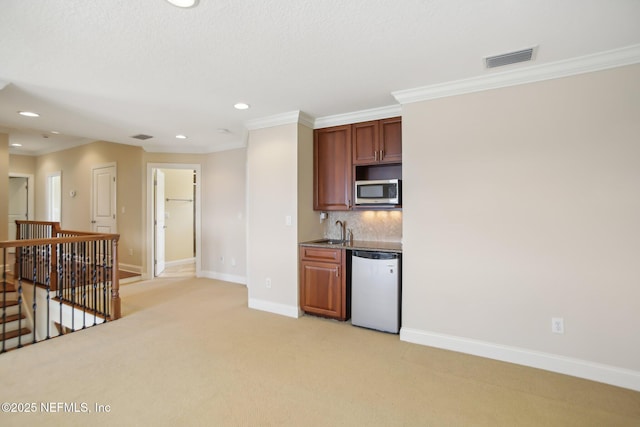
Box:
[380,149,384,160]
[374,150,378,161]
[336,267,339,277]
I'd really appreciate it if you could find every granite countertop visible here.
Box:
[300,238,402,253]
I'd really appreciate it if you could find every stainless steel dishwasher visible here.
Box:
[351,250,401,333]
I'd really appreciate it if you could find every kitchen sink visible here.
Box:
[313,238,346,245]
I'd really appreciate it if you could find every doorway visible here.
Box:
[147,164,201,279]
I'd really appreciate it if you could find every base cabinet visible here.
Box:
[299,246,350,320]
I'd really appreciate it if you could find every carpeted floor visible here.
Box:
[1,277,639,426]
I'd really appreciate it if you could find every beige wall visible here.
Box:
[0,133,8,240]
[8,154,36,176]
[162,168,195,263]
[401,64,640,374]
[200,149,246,280]
[35,141,144,268]
[247,122,320,316]
[297,123,324,244]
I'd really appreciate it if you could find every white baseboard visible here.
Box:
[165,258,195,267]
[118,263,142,274]
[400,327,640,392]
[248,298,301,319]
[199,270,247,285]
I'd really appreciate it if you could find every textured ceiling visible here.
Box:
[1,0,639,155]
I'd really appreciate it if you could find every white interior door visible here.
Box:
[8,177,28,244]
[91,165,117,233]
[154,169,166,276]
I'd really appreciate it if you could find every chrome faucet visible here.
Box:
[335,220,346,242]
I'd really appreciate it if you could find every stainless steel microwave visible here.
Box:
[355,179,401,205]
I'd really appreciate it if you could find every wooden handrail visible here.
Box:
[1,233,121,249]
[6,220,121,320]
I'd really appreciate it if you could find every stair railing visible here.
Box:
[0,221,120,353]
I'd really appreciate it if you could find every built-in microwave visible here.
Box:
[355,179,401,205]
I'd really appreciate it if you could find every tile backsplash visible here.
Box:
[325,211,402,243]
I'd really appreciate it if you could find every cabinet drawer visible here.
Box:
[300,246,343,263]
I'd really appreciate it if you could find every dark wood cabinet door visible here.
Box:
[379,117,402,164]
[299,247,347,320]
[352,121,379,165]
[300,261,342,318]
[314,125,352,210]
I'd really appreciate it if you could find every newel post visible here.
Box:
[50,243,58,292]
[110,237,121,319]
[14,221,21,281]
[50,222,61,292]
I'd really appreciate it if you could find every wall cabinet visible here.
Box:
[299,246,350,320]
[314,117,401,211]
[352,117,402,165]
[313,125,352,211]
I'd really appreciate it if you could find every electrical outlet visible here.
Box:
[128,248,133,256]
[231,258,236,267]
[265,278,272,289]
[219,256,224,263]
[552,317,564,334]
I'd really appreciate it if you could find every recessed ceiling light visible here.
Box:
[234,103,250,110]
[176,134,188,139]
[11,143,22,147]
[18,111,40,117]
[217,128,231,133]
[165,0,199,8]
[51,130,60,134]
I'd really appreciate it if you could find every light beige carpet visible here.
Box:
[1,277,639,426]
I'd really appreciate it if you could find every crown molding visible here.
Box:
[245,105,403,132]
[244,110,314,131]
[393,44,640,105]
[313,104,402,129]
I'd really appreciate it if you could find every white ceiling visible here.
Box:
[1,0,639,155]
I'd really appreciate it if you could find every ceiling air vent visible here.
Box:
[131,134,153,140]
[485,48,535,69]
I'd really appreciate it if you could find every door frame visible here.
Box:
[146,163,201,279]
[154,169,166,276]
